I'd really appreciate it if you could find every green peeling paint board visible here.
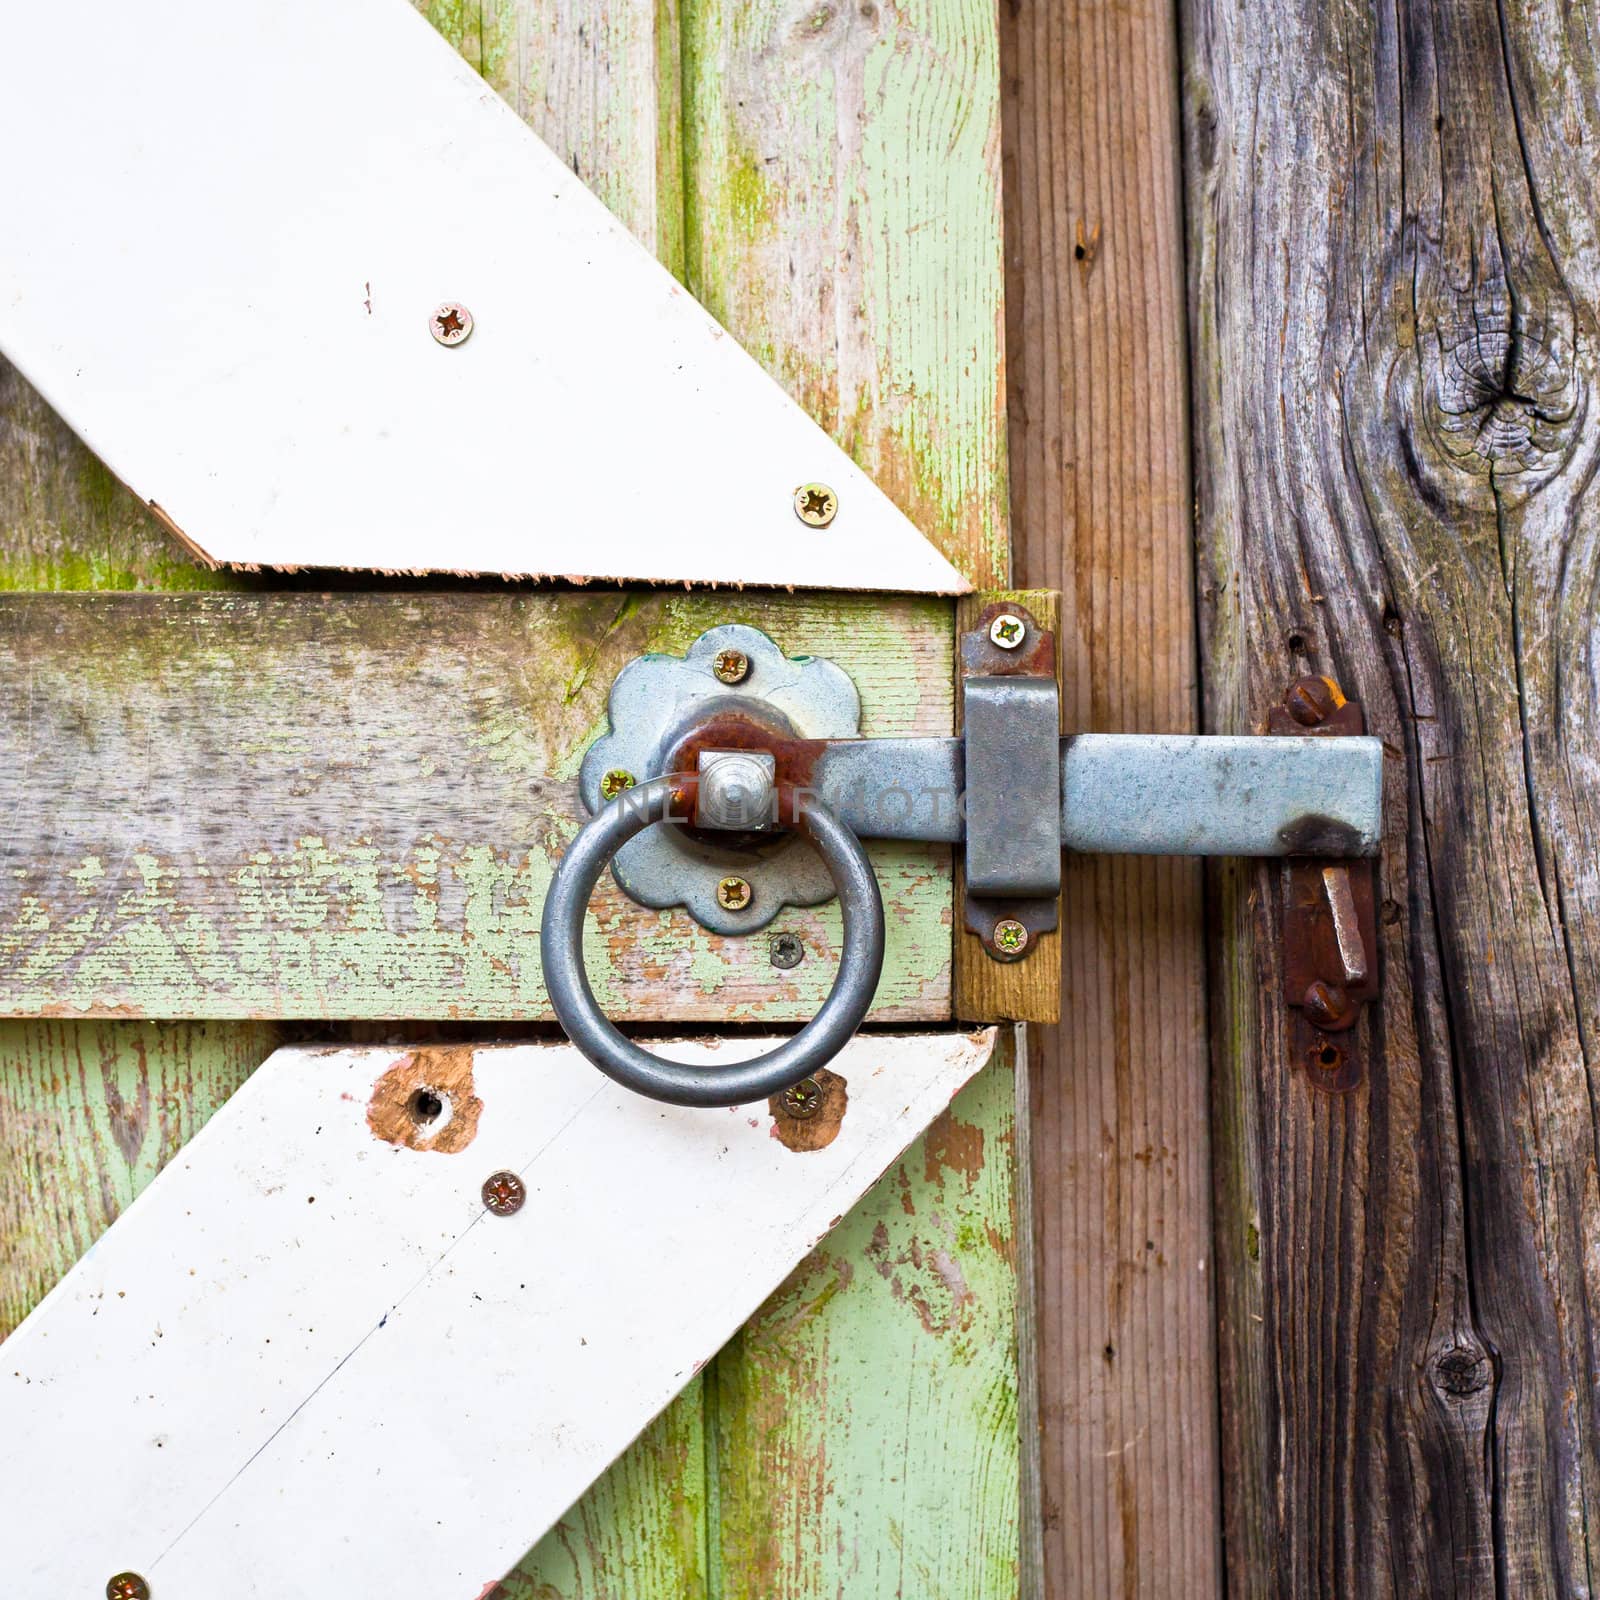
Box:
[0,0,1019,1586]
[0,591,953,1023]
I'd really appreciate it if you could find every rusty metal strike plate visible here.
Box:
[1269,676,1380,1092]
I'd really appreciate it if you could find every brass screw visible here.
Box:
[600,768,636,801]
[717,876,753,912]
[988,613,1026,650]
[482,1170,526,1216]
[107,1578,150,1600]
[430,301,474,346]
[781,1078,823,1119]
[713,648,750,685]
[794,483,838,527]
[992,918,1029,956]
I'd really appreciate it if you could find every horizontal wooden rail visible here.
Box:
[0,591,953,1021]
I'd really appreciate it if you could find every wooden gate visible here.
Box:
[0,0,1019,1590]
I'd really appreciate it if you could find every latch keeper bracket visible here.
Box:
[1269,675,1382,1091]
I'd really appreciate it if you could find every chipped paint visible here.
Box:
[710,1040,1018,1588]
[767,1066,847,1152]
[0,593,954,1022]
[365,1048,484,1154]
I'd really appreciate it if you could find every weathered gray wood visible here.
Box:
[0,592,953,1021]
[1185,0,1600,1593]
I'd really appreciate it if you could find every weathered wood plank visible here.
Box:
[0,1019,274,1339]
[711,1030,1020,1592]
[682,0,1019,1590]
[681,0,1009,589]
[0,591,952,1023]
[421,0,685,274]
[1001,1,1219,1593]
[1185,0,1600,1592]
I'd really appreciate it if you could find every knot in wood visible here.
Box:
[1425,294,1581,486]
[1431,1341,1491,1398]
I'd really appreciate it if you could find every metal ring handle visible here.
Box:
[541,776,886,1107]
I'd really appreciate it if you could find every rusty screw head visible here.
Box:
[713,648,751,685]
[992,918,1030,956]
[794,483,838,528]
[717,875,753,912]
[769,931,804,970]
[1303,979,1353,1029]
[780,1078,823,1119]
[599,768,636,802]
[430,301,474,347]
[481,1170,526,1216]
[988,612,1027,650]
[107,1577,150,1600]
[1285,675,1339,727]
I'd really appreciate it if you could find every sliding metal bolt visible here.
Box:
[600,768,636,802]
[989,613,1026,650]
[482,1171,526,1216]
[430,301,474,346]
[717,876,753,912]
[780,1078,823,1119]
[794,483,838,527]
[107,1577,150,1600]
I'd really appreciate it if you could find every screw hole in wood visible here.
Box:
[408,1088,444,1127]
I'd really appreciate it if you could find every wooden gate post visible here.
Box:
[1003,1,1221,1594]
[1186,0,1600,1592]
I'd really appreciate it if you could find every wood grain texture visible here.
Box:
[420,0,685,273]
[954,588,1063,1024]
[1185,0,1600,1592]
[1001,0,1220,1594]
[682,0,1019,1590]
[711,1030,1020,1594]
[0,591,952,1023]
[0,1020,275,1338]
[681,0,1009,588]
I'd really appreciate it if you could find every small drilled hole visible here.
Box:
[408,1088,444,1126]
[1317,1044,1342,1070]
[1286,630,1309,654]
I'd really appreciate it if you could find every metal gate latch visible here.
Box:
[541,617,1383,1106]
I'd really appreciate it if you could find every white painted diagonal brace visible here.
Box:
[0,0,966,594]
[0,1031,995,1597]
